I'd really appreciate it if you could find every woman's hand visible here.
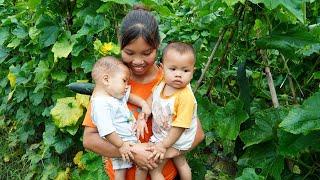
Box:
[118,141,134,161]
[147,142,166,161]
[131,143,158,170]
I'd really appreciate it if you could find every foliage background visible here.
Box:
[0,0,319,179]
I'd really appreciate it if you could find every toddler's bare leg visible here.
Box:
[114,169,126,180]
[149,159,167,180]
[135,168,148,180]
[173,155,191,180]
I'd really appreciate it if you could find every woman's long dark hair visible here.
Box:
[119,5,160,49]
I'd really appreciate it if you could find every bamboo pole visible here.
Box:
[194,27,227,93]
[260,50,279,108]
[205,4,245,97]
[205,26,236,96]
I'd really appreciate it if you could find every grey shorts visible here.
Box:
[111,140,137,170]
[111,157,132,170]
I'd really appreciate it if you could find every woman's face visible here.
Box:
[121,37,157,76]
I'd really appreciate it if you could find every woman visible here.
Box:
[82,6,205,180]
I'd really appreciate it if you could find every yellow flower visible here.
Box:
[73,151,85,170]
[55,167,70,180]
[7,71,16,88]
[100,42,113,55]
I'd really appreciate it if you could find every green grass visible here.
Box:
[0,119,29,179]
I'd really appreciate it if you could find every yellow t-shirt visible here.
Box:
[150,81,198,150]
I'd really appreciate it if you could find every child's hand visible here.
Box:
[140,103,151,121]
[133,119,148,139]
[147,142,166,161]
[119,141,134,161]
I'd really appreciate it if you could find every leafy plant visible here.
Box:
[1,0,320,179]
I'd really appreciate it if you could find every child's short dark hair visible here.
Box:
[119,5,160,49]
[91,56,128,82]
[163,42,196,60]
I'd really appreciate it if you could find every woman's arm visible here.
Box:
[83,126,158,169]
[190,117,205,149]
[83,126,121,157]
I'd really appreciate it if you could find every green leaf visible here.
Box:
[14,87,28,103]
[240,108,288,148]
[93,39,102,51]
[140,0,173,16]
[9,64,32,86]
[29,26,40,40]
[63,125,80,136]
[81,57,95,73]
[278,130,320,157]
[7,71,16,88]
[34,82,46,92]
[16,106,30,121]
[214,100,249,140]
[100,0,136,5]
[222,0,245,7]
[205,131,216,146]
[45,128,75,156]
[41,163,59,180]
[0,77,7,88]
[29,90,44,106]
[235,168,264,180]
[28,0,41,10]
[51,71,67,81]
[71,56,83,70]
[196,94,218,131]
[54,136,73,154]
[36,14,60,47]
[238,142,284,180]
[191,34,199,41]
[50,97,83,129]
[297,44,320,57]
[7,88,15,101]
[52,86,74,102]
[71,36,87,56]
[34,60,50,83]
[253,19,269,38]
[0,46,9,63]
[17,125,35,143]
[279,91,320,134]
[43,121,58,146]
[52,35,74,62]
[76,93,90,108]
[313,72,320,79]
[157,6,174,17]
[42,107,52,117]
[55,168,71,180]
[256,26,320,58]
[76,15,109,37]
[7,38,21,48]
[12,25,28,39]
[249,0,306,23]
[74,151,109,180]
[0,27,10,45]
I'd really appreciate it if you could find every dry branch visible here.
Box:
[194,27,227,93]
[205,26,236,96]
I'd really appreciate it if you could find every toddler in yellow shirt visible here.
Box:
[137,42,197,180]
